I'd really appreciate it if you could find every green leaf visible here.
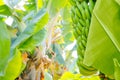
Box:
[19,28,47,51]
[31,9,49,33]
[0,21,10,76]
[0,5,12,16]
[0,49,22,80]
[114,59,120,80]
[47,0,68,17]
[11,8,49,50]
[83,0,120,77]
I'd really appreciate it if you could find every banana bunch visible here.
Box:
[70,0,97,76]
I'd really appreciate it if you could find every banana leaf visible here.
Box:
[0,5,12,16]
[114,58,120,80]
[0,49,22,80]
[47,0,68,17]
[19,28,47,51]
[11,8,49,50]
[0,21,10,76]
[83,0,120,78]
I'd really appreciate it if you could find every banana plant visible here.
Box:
[70,0,120,80]
[2,0,120,80]
[0,0,49,79]
[70,0,97,76]
[0,0,73,79]
[82,0,120,79]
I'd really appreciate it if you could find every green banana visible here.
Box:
[75,14,80,24]
[75,7,82,18]
[73,29,79,38]
[77,60,97,76]
[85,27,89,37]
[81,39,86,47]
[81,27,85,35]
[78,42,85,51]
[85,19,90,28]
[79,19,86,27]
[79,61,97,71]
[82,1,91,19]
[78,64,97,76]
[77,36,82,42]
[81,34,87,41]
[71,0,97,76]
[89,0,95,14]
[77,46,84,58]
[77,22,83,31]
[77,2,86,20]
[76,27,81,35]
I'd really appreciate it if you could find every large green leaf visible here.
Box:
[19,28,47,51]
[83,0,120,77]
[0,21,10,76]
[0,49,22,80]
[11,8,49,50]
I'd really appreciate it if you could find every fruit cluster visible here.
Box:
[70,0,97,75]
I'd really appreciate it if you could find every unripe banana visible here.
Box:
[77,36,82,42]
[75,7,82,18]
[89,0,95,14]
[79,19,86,27]
[82,1,91,19]
[71,0,96,76]
[81,34,87,41]
[81,39,86,48]
[78,62,97,76]
[77,46,84,58]
[85,19,90,28]
[78,42,85,51]
[85,27,89,37]
[77,22,83,31]
[75,27,81,35]
[81,27,85,35]
[75,14,79,24]
[76,2,86,20]
[73,29,78,39]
